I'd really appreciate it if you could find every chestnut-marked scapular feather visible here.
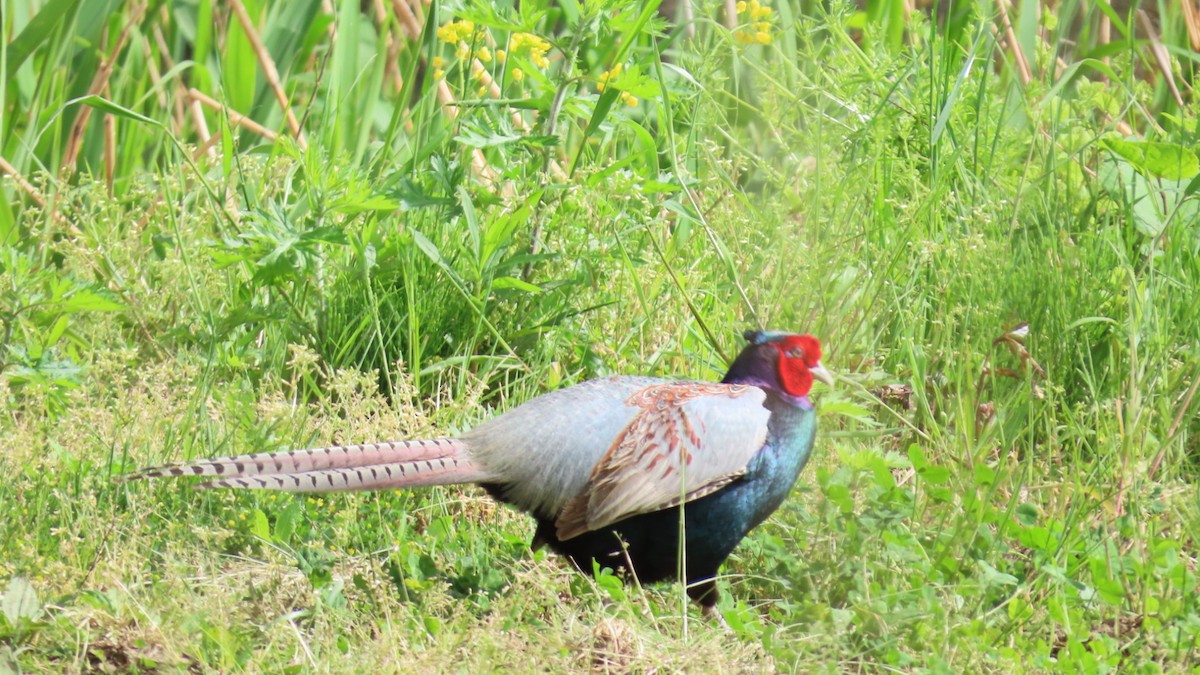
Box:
[554,382,768,540]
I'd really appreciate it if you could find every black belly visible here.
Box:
[481,482,757,606]
[476,421,810,608]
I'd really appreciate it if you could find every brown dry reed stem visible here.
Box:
[104,113,116,195]
[678,0,696,39]
[141,34,169,110]
[994,0,1031,85]
[1183,0,1200,51]
[1137,9,1186,108]
[0,156,77,235]
[189,99,218,161]
[371,0,406,93]
[385,0,494,183]
[464,33,565,180]
[466,57,559,174]
[229,0,308,148]
[189,89,280,142]
[0,155,46,208]
[62,1,148,178]
[390,0,422,36]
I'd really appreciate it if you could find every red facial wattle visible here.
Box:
[774,334,824,398]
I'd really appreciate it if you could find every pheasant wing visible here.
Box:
[555,382,770,540]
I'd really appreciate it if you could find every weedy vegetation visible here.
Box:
[2,0,1199,671]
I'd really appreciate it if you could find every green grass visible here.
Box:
[3,0,1200,671]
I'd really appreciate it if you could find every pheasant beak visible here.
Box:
[810,362,834,387]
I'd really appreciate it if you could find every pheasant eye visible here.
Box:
[785,347,804,359]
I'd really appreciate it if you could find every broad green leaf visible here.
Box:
[1100,138,1200,180]
[919,465,951,485]
[72,96,159,126]
[4,0,84,81]
[326,0,362,154]
[907,444,927,469]
[974,463,996,486]
[223,0,258,114]
[1015,503,1039,526]
[820,400,876,421]
[2,577,41,624]
[260,0,324,84]
[622,119,658,176]
[43,315,70,349]
[252,509,271,540]
[1097,158,1165,237]
[871,459,897,490]
[977,560,1019,587]
[611,0,663,65]
[273,500,302,544]
[329,192,400,215]
[5,346,85,387]
[0,189,15,246]
[58,288,125,313]
[491,276,541,293]
[573,88,621,175]
[481,194,536,268]
[193,0,215,92]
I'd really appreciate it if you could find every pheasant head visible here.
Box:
[722,330,833,400]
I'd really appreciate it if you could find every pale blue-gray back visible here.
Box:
[464,376,663,518]
[465,376,775,528]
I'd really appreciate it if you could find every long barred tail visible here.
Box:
[121,439,493,492]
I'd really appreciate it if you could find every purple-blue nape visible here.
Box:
[744,330,795,345]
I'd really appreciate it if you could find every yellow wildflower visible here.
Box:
[432,56,446,68]
[438,19,487,48]
[735,0,775,43]
[477,46,492,63]
[511,67,524,81]
[621,91,638,107]
[597,63,623,92]
[511,32,551,70]
[496,49,506,63]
